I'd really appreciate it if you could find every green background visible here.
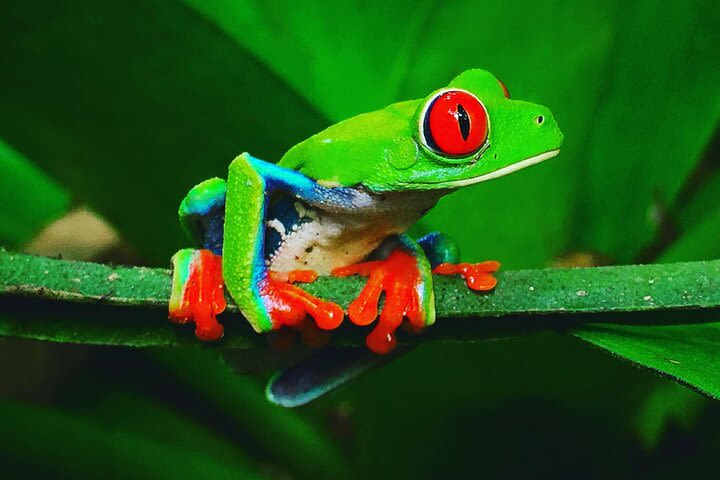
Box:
[1,0,720,478]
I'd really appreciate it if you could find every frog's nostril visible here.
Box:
[534,115,545,126]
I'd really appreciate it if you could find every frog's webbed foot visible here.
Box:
[169,249,227,341]
[433,260,500,291]
[332,249,431,354]
[261,270,345,333]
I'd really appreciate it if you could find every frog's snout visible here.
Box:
[532,107,563,150]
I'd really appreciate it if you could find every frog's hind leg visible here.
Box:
[417,232,460,266]
[169,178,228,340]
[419,231,500,291]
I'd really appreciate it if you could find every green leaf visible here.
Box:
[0,138,70,247]
[574,0,720,261]
[73,390,258,470]
[577,316,720,399]
[633,381,705,449]
[181,0,430,121]
[674,165,720,232]
[151,348,350,480]
[342,335,661,479]
[0,0,326,264]
[3,249,720,348]
[0,400,265,479]
[657,157,720,263]
[658,207,720,262]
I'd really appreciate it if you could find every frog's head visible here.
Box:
[403,69,563,189]
[280,69,563,192]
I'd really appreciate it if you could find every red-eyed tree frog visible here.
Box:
[169,69,563,356]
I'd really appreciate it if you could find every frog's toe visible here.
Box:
[262,270,345,333]
[169,249,227,341]
[433,260,500,291]
[333,249,430,354]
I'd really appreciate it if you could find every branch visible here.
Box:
[1,248,719,348]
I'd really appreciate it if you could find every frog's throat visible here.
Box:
[445,149,560,188]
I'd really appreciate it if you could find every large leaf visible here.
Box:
[658,207,720,262]
[0,400,263,479]
[0,0,326,264]
[577,316,720,399]
[675,165,720,233]
[338,335,666,479]
[68,390,259,472]
[151,349,350,480]
[573,0,720,261]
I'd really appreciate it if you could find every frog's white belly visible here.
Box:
[265,191,442,275]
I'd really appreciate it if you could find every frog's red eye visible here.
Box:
[421,90,488,157]
[498,79,510,98]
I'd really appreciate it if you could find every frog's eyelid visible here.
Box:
[498,79,510,98]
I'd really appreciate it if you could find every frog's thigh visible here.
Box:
[223,154,273,332]
[399,235,436,326]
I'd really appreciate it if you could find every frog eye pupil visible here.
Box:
[456,104,470,140]
[422,90,488,158]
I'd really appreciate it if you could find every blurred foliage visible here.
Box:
[0,139,69,248]
[1,0,720,479]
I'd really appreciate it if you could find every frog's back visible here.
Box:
[278,100,421,189]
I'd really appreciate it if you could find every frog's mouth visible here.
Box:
[444,149,560,188]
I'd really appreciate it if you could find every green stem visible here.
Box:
[1,248,719,348]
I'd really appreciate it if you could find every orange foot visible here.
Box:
[433,260,500,291]
[261,270,345,336]
[332,250,427,354]
[169,250,227,341]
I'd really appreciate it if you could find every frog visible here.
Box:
[168,69,563,355]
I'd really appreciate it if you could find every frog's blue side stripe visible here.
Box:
[246,154,372,211]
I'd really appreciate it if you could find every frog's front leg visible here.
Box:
[332,235,436,354]
[222,153,349,334]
